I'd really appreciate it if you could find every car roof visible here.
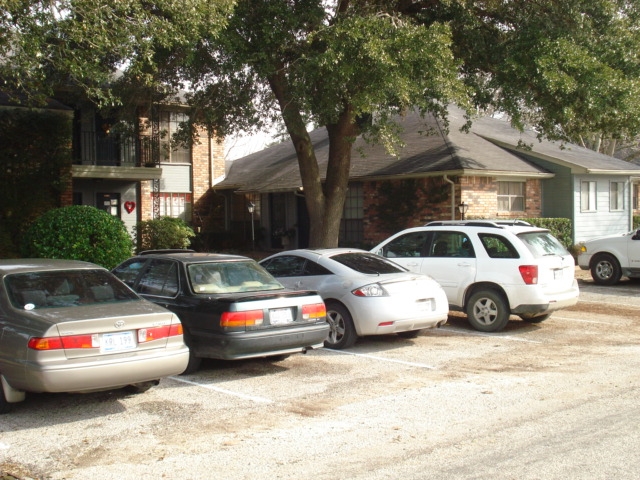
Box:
[0,259,102,276]
[264,248,369,260]
[133,251,252,263]
[422,220,548,234]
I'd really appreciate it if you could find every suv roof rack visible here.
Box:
[424,219,532,228]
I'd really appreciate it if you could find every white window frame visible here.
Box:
[497,181,525,212]
[610,181,624,211]
[581,181,597,212]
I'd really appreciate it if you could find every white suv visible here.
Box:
[577,229,640,285]
[371,220,579,332]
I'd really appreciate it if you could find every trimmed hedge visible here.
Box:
[21,206,133,269]
[135,216,195,252]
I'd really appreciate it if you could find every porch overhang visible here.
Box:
[72,165,163,181]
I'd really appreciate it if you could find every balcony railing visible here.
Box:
[75,132,159,167]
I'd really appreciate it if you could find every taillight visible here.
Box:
[220,310,264,327]
[519,265,538,285]
[28,334,98,350]
[302,303,326,320]
[138,322,184,343]
[28,322,184,350]
[352,283,386,297]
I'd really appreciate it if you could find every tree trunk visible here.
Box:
[268,69,357,248]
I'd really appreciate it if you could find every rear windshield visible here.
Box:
[5,269,139,310]
[331,253,406,274]
[188,260,283,293]
[518,232,570,257]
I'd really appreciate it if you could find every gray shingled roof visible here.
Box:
[218,106,640,193]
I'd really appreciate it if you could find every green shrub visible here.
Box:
[21,206,133,269]
[135,216,195,252]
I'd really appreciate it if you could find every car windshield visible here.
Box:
[187,260,283,293]
[5,269,139,310]
[518,232,569,257]
[331,253,406,274]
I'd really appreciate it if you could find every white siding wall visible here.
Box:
[573,175,632,242]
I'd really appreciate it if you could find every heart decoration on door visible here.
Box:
[124,201,136,214]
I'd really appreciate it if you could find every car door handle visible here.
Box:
[294,281,303,289]
[457,262,473,267]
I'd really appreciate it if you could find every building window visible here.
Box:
[156,193,192,220]
[497,181,525,211]
[339,184,363,246]
[159,111,191,163]
[581,181,597,212]
[610,182,624,211]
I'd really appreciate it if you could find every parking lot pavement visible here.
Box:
[2,277,640,479]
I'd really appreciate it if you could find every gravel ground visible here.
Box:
[2,266,639,479]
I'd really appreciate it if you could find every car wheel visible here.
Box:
[465,290,510,332]
[324,302,357,349]
[520,313,551,323]
[124,380,159,394]
[590,253,622,285]
[181,349,202,375]
[0,380,11,415]
[397,329,422,339]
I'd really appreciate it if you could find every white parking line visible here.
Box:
[169,376,273,404]
[434,326,543,343]
[578,299,640,308]
[322,348,437,369]
[552,315,624,325]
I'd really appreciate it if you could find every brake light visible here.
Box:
[519,265,538,285]
[220,310,264,327]
[302,303,326,320]
[352,283,386,297]
[138,322,184,343]
[28,334,98,350]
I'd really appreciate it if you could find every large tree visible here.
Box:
[4,1,640,247]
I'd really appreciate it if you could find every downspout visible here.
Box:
[443,175,456,220]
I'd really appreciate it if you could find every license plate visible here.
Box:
[553,269,563,280]
[101,331,136,353]
[417,299,434,311]
[270,308,293,325]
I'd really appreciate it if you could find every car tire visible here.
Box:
[590,253,622,285]
[181,348,202,375]
[520,313,551,323]
[465,290,510,332]
[0,380,11,415]
[324,301,357,350]
[397,329,422,339]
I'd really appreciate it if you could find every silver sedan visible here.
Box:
[0,259,189,413]
[260,249,449,349]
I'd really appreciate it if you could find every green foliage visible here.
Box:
[5,0,640,248]
[0,109,72,257]
[135,216,195,252]
[21,206,133,269]
[522,217,573,250]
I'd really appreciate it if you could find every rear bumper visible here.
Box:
[510,281,579,317]
[344,292,449,336]
[16,345,190,394]
[191,322,330,360]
